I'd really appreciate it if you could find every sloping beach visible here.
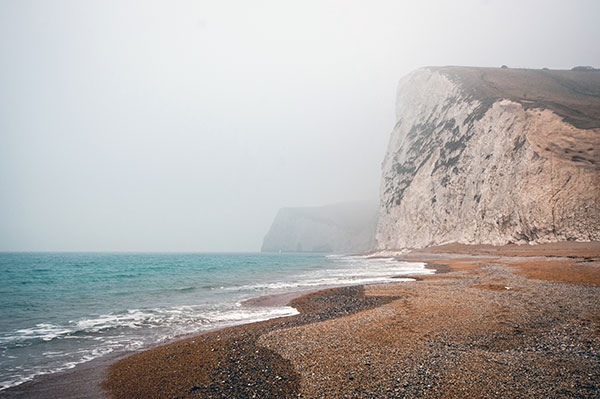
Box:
[101,242,600,398]
[2,242,598,398]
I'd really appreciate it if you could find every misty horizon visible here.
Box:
[1,0,599,252]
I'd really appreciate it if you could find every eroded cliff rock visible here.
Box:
[377,66,600,249]
[262,202,377,253]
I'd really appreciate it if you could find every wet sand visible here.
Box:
[241,289,323,307]
[3,242,599,398]
[0,352,120,399]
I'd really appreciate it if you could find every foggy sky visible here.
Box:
[1,0,599,252]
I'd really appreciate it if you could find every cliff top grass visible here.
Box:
[433,66,600,129]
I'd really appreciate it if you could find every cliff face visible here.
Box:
[262,202,377,253]
[377,67,600,249]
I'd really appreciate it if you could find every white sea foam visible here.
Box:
[0,303,299,391]
[0,254,428,392]
[226,257,430,292]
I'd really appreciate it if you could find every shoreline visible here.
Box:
[3,242,599,398]
[0,288,333,399]
[241,288,323,308]
[104,241,600,398]
[102,285,399,398]
[0,257,432,398]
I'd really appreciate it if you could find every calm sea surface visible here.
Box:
[0,252,430,390]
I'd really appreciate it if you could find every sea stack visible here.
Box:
[376,67,600,249]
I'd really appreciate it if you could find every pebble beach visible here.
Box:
[3,242,598,398]
[104,242,600,398]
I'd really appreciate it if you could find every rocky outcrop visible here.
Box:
[262,202,377,253]
[376,66,600,249]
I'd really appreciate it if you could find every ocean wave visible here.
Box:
[0,345,121,391]
[0,253,428,392]
[224,258,430,292]
[0,304,298,391]
[228,276,416,291]
[1,305,298,347]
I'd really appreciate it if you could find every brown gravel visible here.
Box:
[101,242,600,398]
[102,287,394,399]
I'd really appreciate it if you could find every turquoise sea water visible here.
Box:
[0,252,430,390]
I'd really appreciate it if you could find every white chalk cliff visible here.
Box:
[376,66,600,249]
[262,202,377,253]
